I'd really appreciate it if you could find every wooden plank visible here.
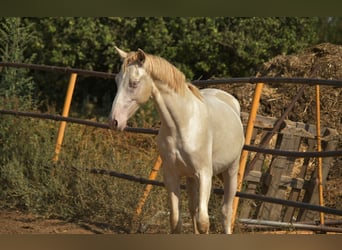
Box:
[283,124,316,222]
[244,171,262,183]
[241,112,275,129]
[239,170,263,219]
[279,176,305,189]
[241,112,317,138]
[298,128,339,222]
[257,126,302,221]
[239,128,266,219]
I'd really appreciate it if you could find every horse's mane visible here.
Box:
[124,51,203,100]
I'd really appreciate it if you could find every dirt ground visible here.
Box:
[2,209,340,234]
[0,210,115,234]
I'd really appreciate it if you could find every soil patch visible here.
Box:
[0,210,113,234]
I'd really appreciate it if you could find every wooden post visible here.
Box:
[135,155,162,216]
[53,73,78,162]
[131,155,162,232]
[315,84,325,225]
[231,82,264,231]
[257,127,301,221]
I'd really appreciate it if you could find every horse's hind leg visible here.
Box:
[186,177,199,234]
[221,159,239,234]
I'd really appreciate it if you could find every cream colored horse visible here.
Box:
[109,47,244,234]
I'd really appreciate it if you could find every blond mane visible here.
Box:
[124,51,203,100]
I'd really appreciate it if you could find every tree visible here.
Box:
[23,17,126,112]
[0,17,36,109]
[162,17,320,79]
[14,17,322,116]
[317,17,342,44]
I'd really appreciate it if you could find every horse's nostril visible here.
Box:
[109,119,118,129]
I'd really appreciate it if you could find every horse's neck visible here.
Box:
[152,82,200,134]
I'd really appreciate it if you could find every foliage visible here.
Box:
[25,17,322,79]
[317,17,342,45]
[0,17,36,110]
[19,17,323,117]
[0,113,163,231]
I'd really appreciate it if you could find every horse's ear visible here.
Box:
[137,49,146,64]
[115,46,127,60]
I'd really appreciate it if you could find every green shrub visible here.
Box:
[0,110,167,230]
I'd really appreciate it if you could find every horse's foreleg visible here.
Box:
[196,172,212,234]
[186,177,199,234]
[163,169,182,234]
[221,160,239,234]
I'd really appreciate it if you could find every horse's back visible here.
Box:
[200,88,240,115]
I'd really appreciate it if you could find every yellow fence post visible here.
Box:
[131,155,162,232]
[231,82,264,232]
[135,155,162,217]
[315,84,325,225]
[53,73,78,162]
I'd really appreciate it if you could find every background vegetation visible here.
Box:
[5,17,342,117]
[0,17,341,233]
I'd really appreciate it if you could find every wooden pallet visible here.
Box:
[239,112,339,222]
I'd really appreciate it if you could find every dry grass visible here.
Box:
[0,108,167,232]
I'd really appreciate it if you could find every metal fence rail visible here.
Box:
[238,219,342,233]
[1,61,342,87]
[1,109,341,158]
[81,166,342,217]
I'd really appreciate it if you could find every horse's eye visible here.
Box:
[129,80,139,89]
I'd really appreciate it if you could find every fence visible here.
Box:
[1,62,342,232]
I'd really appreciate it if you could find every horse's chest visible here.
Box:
[157,135,196,176]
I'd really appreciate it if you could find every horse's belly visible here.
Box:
[211,153,237,175]
[208,107,244,175]
[211,121,244,175]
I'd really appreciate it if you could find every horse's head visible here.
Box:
[109,47,153,131]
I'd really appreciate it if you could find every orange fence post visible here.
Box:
[315,84,325,225]
[53,73,78,162]
[231,82,264,231]
[135,155,162,217]
[131,155,162,232]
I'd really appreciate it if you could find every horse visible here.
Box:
[109,47,245,234]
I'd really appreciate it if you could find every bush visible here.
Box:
[0,111,167,230]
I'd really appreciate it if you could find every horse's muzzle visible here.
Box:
[108,119,118,130]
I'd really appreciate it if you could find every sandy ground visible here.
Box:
[0,210,113,234]
[2,209,341,234]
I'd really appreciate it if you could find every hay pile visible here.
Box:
[217,43,341,133]
[260,43,342,79]
[256,43,342,133]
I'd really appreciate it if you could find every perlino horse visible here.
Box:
[109,47,245,234]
